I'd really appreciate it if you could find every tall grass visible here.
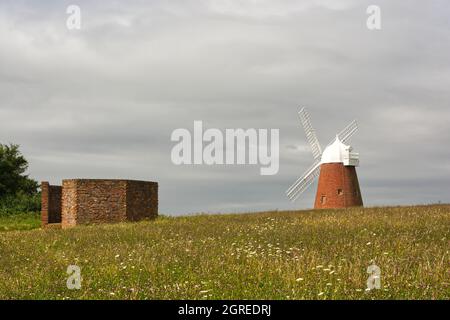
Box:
[0,213,40,232]
[0,192,40,231]
[0,192,40,216]
[0,205,448,299]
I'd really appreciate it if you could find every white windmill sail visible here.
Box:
[286,159,321,201]
[325,119,358,147]
[298,108,322,160]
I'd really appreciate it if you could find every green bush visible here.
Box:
[0,192,41,216]
[0,143,39,216]
[0,143,39,198]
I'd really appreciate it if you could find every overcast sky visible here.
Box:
[1,0,449,215]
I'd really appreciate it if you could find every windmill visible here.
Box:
[286,108,363,208]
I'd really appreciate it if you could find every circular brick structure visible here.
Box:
[314,163,363,209]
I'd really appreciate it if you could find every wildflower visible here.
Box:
[296,278,304,282]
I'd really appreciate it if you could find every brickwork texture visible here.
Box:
[41,179,158,228]
[314,163,363,209]
[41,182,62,227]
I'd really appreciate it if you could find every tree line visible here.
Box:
[0,144,40,215]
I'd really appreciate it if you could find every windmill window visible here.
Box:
[321,195,327,204]
[337,189,343,196]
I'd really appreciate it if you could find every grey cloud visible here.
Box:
[0,0,449,214]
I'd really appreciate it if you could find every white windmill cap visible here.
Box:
[321,135,353,164]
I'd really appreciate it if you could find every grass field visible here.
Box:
[0,213,40,232]
[0,205,448,300]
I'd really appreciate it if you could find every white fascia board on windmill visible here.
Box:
[343,152,359,167]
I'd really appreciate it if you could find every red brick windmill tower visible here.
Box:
[286,108,363,209]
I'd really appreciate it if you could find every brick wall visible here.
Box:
[314,163,363,209]
[126,180,158,221]
[61,180,78,228]
[41,182,62,227]
[60,179,158,228]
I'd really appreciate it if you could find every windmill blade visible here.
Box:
[326,119,358,147]
[338,119,358,144]
[298,108,322,160]
[286,160,321,201]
